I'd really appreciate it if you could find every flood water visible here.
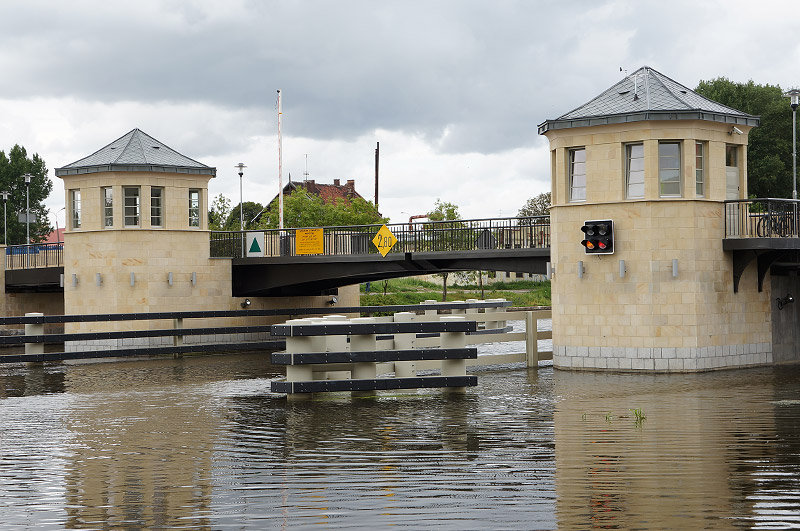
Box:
[0,349,798,529]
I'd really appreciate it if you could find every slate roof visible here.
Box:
[538,66,759,134]
[55,128,216,177]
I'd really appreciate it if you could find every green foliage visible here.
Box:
[360,276,552,307]
[425,199,462,300]
[695,78,793,198]
[426,199,461,222]
[0,145,53,243]
[256,189,386,229]
[517,192,551,217]
[208,194,231,231]
[223,201,265,231]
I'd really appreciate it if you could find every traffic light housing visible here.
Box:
[580,220,614,254]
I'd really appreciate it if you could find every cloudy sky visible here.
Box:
[1,0,798,229]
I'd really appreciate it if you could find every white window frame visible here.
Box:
[695,141,706,197]
[625,143,645,199]
[658,141,682,197]
[101,187,113,228]
[123,186,140,227]
[70,189,81,229]
[189,189,200,228]
[569,147,586,202]
[151,187,164,227]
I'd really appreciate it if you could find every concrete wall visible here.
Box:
[57,169,360,350]
[545,120,773,372]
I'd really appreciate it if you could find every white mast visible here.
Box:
[278,89,284,230]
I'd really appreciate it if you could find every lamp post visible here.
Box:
[785,89,800,201]
[235,163,246,257]
[0,191,8,245]
[22,173,32,244]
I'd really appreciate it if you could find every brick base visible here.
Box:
[553,344,773,372]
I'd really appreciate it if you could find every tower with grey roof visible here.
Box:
[539,66,772,372]
[54,129,354,348]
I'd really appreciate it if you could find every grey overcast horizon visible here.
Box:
[0,0,797,226]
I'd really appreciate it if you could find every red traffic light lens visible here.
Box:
[598,240,607,249]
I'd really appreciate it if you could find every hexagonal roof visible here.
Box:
[55,128,216,177]
[538,66,759,134]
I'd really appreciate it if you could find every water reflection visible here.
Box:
[0,352,797,528]
[553,368,800,529]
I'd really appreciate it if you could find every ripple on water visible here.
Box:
[0,353,798,529]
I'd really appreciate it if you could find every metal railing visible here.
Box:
[5,242,64,270]
[724,198,800,238]
[210,216,551,258]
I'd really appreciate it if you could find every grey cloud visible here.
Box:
[1,0,765,157]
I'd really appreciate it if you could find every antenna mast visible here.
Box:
[278,89,284,230]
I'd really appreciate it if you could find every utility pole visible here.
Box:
[278,89,284,230]
[374,141,379,211]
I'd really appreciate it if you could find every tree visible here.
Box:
[518,192,551,217]
[256,189,385,229]
[223,201,265,231]
[0,145,53,244]
[426,199,461,301]
[208,194,231,231]
[695,78,793,198]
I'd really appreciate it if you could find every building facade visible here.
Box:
[53,129,357,347]
[540,67,773,371]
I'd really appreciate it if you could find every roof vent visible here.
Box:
[618,90,630,95]
[152,146,160,149]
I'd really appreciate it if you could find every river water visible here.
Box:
[0,343,799,529]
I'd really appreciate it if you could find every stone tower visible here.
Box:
[539,67,771,372]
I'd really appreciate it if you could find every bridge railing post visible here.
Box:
[24,312,44,358]
[284,318,316,401]
[173,317,184,357]
[487,298,508,329]
[525,311,539,369]
[422,300,438,319]
[349,317,377,397]
[393,311,417,378]
[440,315,467,393]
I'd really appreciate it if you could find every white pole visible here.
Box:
[278,89,284,230]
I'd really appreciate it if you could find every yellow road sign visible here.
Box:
[372,224,397,257]
[296,228,324,255]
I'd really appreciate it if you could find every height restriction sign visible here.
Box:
[372,224,397,257]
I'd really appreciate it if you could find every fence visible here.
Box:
[0,301,553,375]
[5,242,64,270]
[210,216,551,258]
[724,198,800,238]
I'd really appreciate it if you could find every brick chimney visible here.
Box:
[334,178,340,186]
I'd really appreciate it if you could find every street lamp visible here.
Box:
[0,191,8,245]
[785,89,800,201]
[235,163,246,257]
[22,173,32,244]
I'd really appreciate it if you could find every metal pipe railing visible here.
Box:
[724,198,800,238]
[4,242,64,270]
[210,216,551,258]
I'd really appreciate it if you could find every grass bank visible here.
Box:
[360,277,551,307]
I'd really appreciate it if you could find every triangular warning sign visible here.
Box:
[249,238,262,254]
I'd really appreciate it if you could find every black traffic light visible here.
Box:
[580,220,614,254]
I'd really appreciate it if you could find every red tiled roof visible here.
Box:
[269,179,364,207]
[44,228,65,243]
